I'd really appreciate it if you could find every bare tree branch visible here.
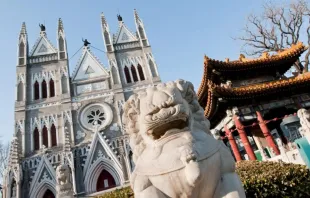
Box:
[0,141,9,184]
[236,0,310,74]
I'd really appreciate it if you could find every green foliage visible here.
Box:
[95,187,134,198]
[236,160,310,198]
[96,161,310,198]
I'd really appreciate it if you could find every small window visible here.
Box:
[42,125,48,147]
[59,36,64,51]
[34,127,40,150]
[131,65,139,82]
[34,81,40,100]
[137,64,145,81]
[51,124,57,146]
[42,80,47,99]
[61,75,68,94]
[124,66,132,83]
[17,82,24,101]
[49,79,55,97]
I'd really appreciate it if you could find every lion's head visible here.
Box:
[56,164,70,184]
[123,80,210,157]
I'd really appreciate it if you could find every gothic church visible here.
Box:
[3,10,160,198]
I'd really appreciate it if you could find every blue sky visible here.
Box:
[0,0,270,142]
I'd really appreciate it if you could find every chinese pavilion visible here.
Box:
[197,42,310,161]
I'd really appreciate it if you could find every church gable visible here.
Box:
[83,132,122,177]
[30,36,57,57]
[92,142,109,164]
[72,48,109,82]
[114,24,138,44]
[29,156,56,196]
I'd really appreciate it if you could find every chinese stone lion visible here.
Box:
[123,79,246,198]
[56,164,73,198]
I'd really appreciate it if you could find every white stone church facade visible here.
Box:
[3,10,160,198]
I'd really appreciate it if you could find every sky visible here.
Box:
[0,0,275,143]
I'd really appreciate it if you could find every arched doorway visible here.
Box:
[96,169,116,191]
[43,189,55,198]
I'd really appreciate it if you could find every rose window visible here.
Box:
[87,109,105,125]
[80,103,113,131]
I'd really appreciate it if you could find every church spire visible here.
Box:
[17,22,28,66]
[57,18,68,59]
[8,137,20,166]
[134,9,149,47]
[101,12,114,52]
[20,22,27,35]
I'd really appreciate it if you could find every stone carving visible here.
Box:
[82,38,90,47]
[297,108,310,142]
[39,24,46,31]
[56,164,74,198]
[122,79,246,198]
[110,123,120,131]
[11,183,16,198]
[76,131,86,140]
[72,102,81,110]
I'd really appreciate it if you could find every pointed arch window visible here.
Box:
[96,169,116,191]
[111,66,119,84]
[43,189,55,198]
[42,125,48,147]
[18,42,25,65]
[10,179,16,198]
[42,80,47,99]
[19,42,25,57]
[149,59,158,77]
[34,127,40,150]
[124,66,132,83]
[17,81,24,101]
[104,31,111,45]
[59,36,64,51]
[61,75,68,94]
[34,81,40,100]
[49,79,55,97]
[51,124,57,146]
[131,65,139,82]
[137,64,145,81]
[138,26,146,39]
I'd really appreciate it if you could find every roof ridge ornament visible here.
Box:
[39,23,46,31]
[82,38,91,47]
[117,14,123,22]
[39,23,46,37]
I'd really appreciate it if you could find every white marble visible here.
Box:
[123,79,246,198]
[56,164,74,198]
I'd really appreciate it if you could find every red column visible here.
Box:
[233,115,257,160]
[225,125,242,161]
[256,111,280,155]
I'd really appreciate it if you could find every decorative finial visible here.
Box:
[20,22,27,34]
[101,13,106,23]
[134,9,139,19]
[82,38,91,47]
[39,23,46,32]
[117,14,123,21]
[58,18,64,31]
